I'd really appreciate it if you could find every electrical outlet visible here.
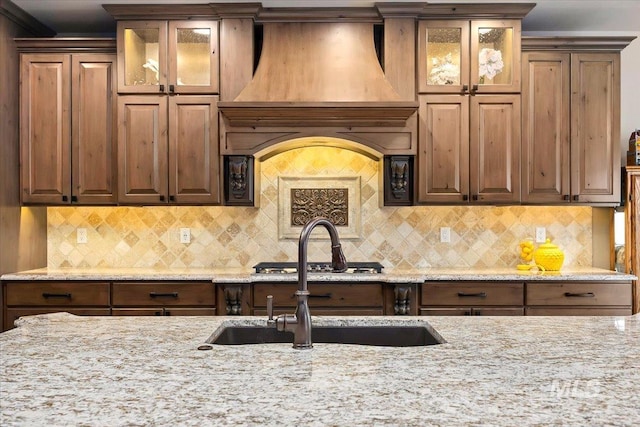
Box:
[77,228,88,244]
[440,227,451,243]
[535,227,546,243]
[180,228,191,244]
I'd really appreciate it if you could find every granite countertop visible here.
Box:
[1,266,635,283]
[1,313,639,426]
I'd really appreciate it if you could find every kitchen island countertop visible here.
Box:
[1,266,635,283]
[1,313,639,426]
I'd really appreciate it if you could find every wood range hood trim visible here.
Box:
[218,101,419,127]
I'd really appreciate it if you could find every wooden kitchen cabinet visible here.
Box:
[252,283,385,316]
[111,281,216,316]
[19,42,117,205]
[418,19,521,94]
[521,40,623,204]
[420,282,524,315]
[3,281,111,330]
[117,95,220,204]
[116,20,219,94]
[418,94,520,203]
[525,282,632,315]
[626,166,640,314]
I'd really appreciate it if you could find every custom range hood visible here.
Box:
[217,17,418,127]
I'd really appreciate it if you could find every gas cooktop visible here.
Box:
[253,262,384,274]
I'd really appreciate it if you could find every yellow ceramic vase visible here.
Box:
[533,238,565,271]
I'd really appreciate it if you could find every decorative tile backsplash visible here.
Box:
[47,146,593,269]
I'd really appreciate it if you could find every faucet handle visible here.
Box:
[266,295,274,324]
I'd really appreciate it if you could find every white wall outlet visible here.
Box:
[440,227,451,243]
[77,228,88,244]
[535,227,546,243]
[180,228,191,244]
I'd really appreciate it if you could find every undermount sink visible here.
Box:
[208,325,443,347]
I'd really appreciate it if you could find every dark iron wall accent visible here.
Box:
[384,155,413,206]
[224,155,254,206]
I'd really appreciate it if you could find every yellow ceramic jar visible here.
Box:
[533,238,565,271]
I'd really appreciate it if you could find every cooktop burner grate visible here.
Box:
[253,262,384,274]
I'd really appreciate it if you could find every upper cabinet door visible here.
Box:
[72,54,118,204]
[418,20,470,94]
[117,95,169,204]
[470,20,521,93]
[168,21,219,94]
[570,53,620,203]
[521,52,570,204]
[419,19,521,94]
[117,20,219,94]
[117,20,168,93]
[20,54,71,204]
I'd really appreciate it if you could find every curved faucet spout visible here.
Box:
[276,217,348,349]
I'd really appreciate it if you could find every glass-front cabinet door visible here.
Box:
[118,21,167,93]
[470,20,520,93]
[418,20,469,93]
[117,20,218,94]
[419,20,521,94]
[168,21,219,94]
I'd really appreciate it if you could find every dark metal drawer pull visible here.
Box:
[42,292,72,299]
[149,292,179,298]
[457,292,487,298]
[309,293,333,299]
[564,292,595,298]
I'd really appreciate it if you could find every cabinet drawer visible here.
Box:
[5,282,110,306]
[111,282,215,306]
[254,308,383,316]
[420,307,524,316]
[526,307,632,316]
[253,283,383,308]
[421,282,523,306]
[112,308,217,316]
[526,282,632,307]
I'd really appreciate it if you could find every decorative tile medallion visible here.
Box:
[279,176,361,239]
[290,188,349,226]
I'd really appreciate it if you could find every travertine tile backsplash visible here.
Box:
[48,146,593,269]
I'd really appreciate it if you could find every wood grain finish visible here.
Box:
[253,283,384,308]
[421,282,524,306]
[111,282,215,306]
[626,167,640,314]
[418,94,470,203]
[420,307,524,316]
[235,22,400,102]
[384,18,416,100]
[219,18,253,101]
[72,54,117,204]
[521,52,570,203]
[525,307,631,316]
[20,54,70,204]
[5,282,110,306]
[168,96,220,204]
[570,53,620,204]
[117,95,168,204]
[470,94,521,203]
[525,282,632,307]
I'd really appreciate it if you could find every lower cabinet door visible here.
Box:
[420,308,471,316]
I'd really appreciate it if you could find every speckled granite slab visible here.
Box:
[1,266,635,283]
[1,313,639,426]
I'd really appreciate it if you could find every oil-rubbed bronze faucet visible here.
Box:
[274,217,348,349]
